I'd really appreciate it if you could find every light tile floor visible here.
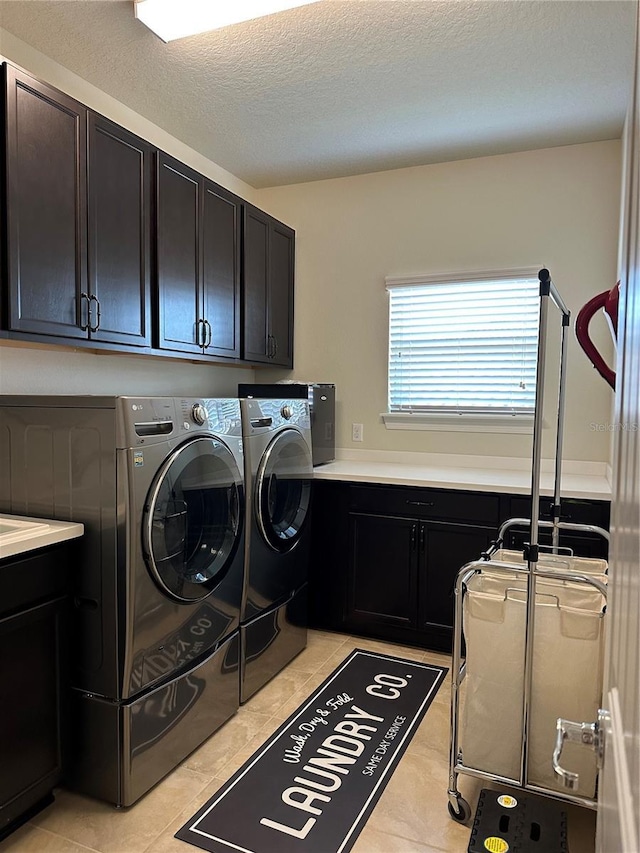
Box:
[0,630,596,853]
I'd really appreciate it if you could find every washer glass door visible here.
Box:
[143,436,243,601]
[255,429,313,552]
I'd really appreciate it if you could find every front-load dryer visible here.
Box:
[240,398,313,702]
[0,395,245,806]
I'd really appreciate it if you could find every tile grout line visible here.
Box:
[139,770,219,853]
[22,823,104,853]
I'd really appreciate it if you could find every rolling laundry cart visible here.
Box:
[447,269,610,823]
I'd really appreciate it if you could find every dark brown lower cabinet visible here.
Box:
[348,513,418,630]
[502,527,609,559]
[418,522,496,647]
[502,495,609,558]
[346,512,494,651]
[310,480,610,653]
[0,545,71,840]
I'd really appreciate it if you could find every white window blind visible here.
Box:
[387,272,540,415]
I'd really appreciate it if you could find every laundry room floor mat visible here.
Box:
[175,649,448,853]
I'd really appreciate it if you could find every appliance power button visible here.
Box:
[281,405,293,420]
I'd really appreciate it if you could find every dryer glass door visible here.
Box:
[255,428,313,552]
[143,436,243,602]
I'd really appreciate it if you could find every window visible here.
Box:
[384,268,540,431]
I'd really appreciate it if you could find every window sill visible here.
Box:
[381,411,535,434]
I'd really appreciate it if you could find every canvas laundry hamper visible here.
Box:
[460,554,606,798]
[491,549,608,578]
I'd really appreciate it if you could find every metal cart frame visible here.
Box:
[446,269,610,822]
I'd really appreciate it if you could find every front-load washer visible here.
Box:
[239,398,313,703]
[0,395,245,806]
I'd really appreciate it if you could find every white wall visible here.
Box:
[256,141,621,463]
[0,343,252,398]
[0,29,256,398]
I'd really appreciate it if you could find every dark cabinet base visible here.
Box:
[310,480,610,654]
[0,544,72,838]
[335,621,457,655]
[0,793,55,843]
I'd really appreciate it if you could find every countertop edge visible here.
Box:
[312,462,611,501]
[0,515,85,561]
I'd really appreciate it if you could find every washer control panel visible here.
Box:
[119,397,242,447]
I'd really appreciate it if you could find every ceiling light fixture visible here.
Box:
[134,0,321,42]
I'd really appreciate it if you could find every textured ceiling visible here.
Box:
[0,0,636,187]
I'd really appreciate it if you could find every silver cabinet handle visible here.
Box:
[80,292,90,331]
[89,294,101,332]
[553,710,608,790]
[204,319,212,348]
[197,318,205,347]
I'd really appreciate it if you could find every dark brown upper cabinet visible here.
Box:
[87,115,152,347]
[4,65,88,339]
[243,204,294,368]
[156,152,241,359]
[3,64,152,347]
[2,63,294,365]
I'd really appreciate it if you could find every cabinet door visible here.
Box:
[0,596,67,831]
[88,115,152,346]
[503,527,609,560]
[156,153,203,354]
[269,220,294,367]
[507,495,610,530]
[347,513,418,629]
[504,495,610,558]
[309,480,349,630]
[419,522,495,641]
[242,204,295,366]
[202,181,240,358]
[242,205,270,363]
[4,65,87,338]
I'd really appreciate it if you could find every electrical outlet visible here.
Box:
[352,423,363,442]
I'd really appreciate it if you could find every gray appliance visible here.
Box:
[239,398,313,702]
[238,383,335,465]
[0,396,245,806]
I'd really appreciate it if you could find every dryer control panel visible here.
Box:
[241,398,311,434]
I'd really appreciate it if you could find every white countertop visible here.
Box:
[0,513,84,560]
[313,450,612,501]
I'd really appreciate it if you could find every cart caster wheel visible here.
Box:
[448,797,472,823]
